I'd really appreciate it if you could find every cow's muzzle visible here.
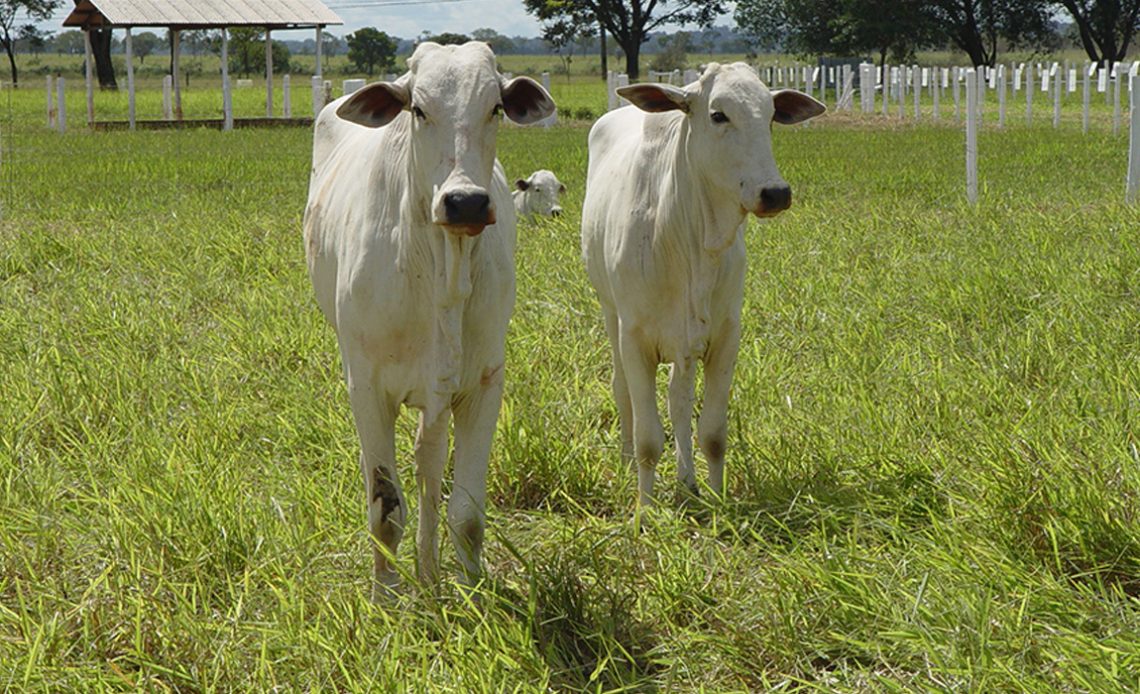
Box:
[752,185,792,217]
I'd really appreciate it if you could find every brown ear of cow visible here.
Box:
[515,178,530,191]
[616,83,690,113]
[771,89,826,125]
[502,76,556,125]
[336,82,410,128]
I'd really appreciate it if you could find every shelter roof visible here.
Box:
[63,0,343,29]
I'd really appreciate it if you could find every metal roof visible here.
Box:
[63,0,343,29]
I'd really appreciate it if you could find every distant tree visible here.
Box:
[526,0,724,79]
[832,0,933,65]
[471,27,516,54]
[650,31,690,72]
[0,0,60,86]
[132,31,161,64]
[322,30,341,57]
[425,32,471,45]
[18,24,47,53]
[54,28,83,54]
[1056,0,1140,63]
[227,28,291,76]
[920,0,1056,66]
[735,0,840,57]
[347,27,396,76]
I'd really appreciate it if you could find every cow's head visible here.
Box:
[515,169,566,217]
[618,63,824,221]
[335,41,556,235]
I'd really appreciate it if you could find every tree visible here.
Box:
[1056,0,1140,63]
[831,0,933,65]
[650,31,690,71]
[347,27,396,76]
[54,28,84,55]
[227,28,291,77]
[132,31,161,64]
[425,32,470,45]
[920,0,1056,66]
[0,0,59,86]
[526,0,724,79]
[471,27,516,54]
[18,24,48,53]
[735,0,841,56]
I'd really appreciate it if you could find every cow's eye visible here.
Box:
[492,103,504,118]
[412,105,426,120]
[711,111,729,124]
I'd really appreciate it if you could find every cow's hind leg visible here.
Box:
[449,365,505,585]
[668,360,697,502]
[604,310,633,466]
[415,409,450,586]
[618,325,664,507]
[346,363,405,600]
[698,320,741,498]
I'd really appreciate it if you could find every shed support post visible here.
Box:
[315,25,323,79]
[125,28,135,130]
[265,28,273,117]
[172,29,182,120]
[83,28,94,126]
[222,28,232,131]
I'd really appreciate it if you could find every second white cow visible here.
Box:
[304,42,555,596]
[581,63,825,506]
[513,169,566,217]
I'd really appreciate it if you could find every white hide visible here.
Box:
[303,42,555,596]
[580,62,825,506]
[513,169,566,217]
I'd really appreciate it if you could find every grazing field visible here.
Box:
[2,82,1140,691]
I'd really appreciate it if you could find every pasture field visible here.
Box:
[2,81,1140,691]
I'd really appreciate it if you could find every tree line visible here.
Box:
[526,0,1140,77]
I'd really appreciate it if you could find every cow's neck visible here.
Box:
[655,119,748,359]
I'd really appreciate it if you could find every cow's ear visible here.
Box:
[501,76,556,124]
[336,81,410,128]
[617,83,690,113]
[515,178,530,191]
[558,183,566,193]
[771,89,826,125]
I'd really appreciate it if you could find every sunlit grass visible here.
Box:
[2,83,1139,690]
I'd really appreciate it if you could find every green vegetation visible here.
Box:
[2,77,1139,690]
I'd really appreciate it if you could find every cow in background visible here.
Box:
[581,63,825,507]
[303,42,555,597]
[513,169,566,217]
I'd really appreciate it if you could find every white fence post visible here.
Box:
[1083,63,1093,133]
[933,67,941,120]
[56,77,66,134]
[997,64,1006,128]
[953,67,961,121]
[1114,64,1123,135]
[312,75,324,116]
[162,75,173,120]
[1127,74,1140,202]
[912,65,921,119]
[283,74,291,118]
[46,74,54,128]
[1026,63,1033,124]
[966,69,978,205]
[1053,64,1062,128]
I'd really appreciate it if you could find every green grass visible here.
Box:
[2,80,1140,691]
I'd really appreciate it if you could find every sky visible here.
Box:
[319,0,544,39]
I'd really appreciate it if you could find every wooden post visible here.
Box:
[56,77,66,134]
[46,74,54,128]
[1114,63,1122,136]
[1083,63,1092,133]
[314,25,323,79]
[221,28,232,131]
[1053,64,1061,129]
[312,75,324,116]
[953,66,960,121]
[966,69,978,205]
[1026,63,1033,124]
[265,28,273,118]
[933,67,940,120]
[912,64,920,119]
[83,29,94,126]
[283,74,291,118]
[997,64,1005,128]
[881,64,889,116]
[172,29,182,120]
[125,28,135,130]
[1128,74,1140,202]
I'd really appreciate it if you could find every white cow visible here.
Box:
[303,42,555,596]
[513,169,566,217]
[581,63,825,506]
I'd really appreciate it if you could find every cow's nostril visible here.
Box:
[760,186,792,212]
[443,191,491,225]
[551,208,562,218]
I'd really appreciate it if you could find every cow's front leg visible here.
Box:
[346,364,404,600]
[415,409,450,586]
[668,360,697,502]
[619,326,664,507]
[449,364,504,585]
[604,310,634,465]
[699,320,741,498]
